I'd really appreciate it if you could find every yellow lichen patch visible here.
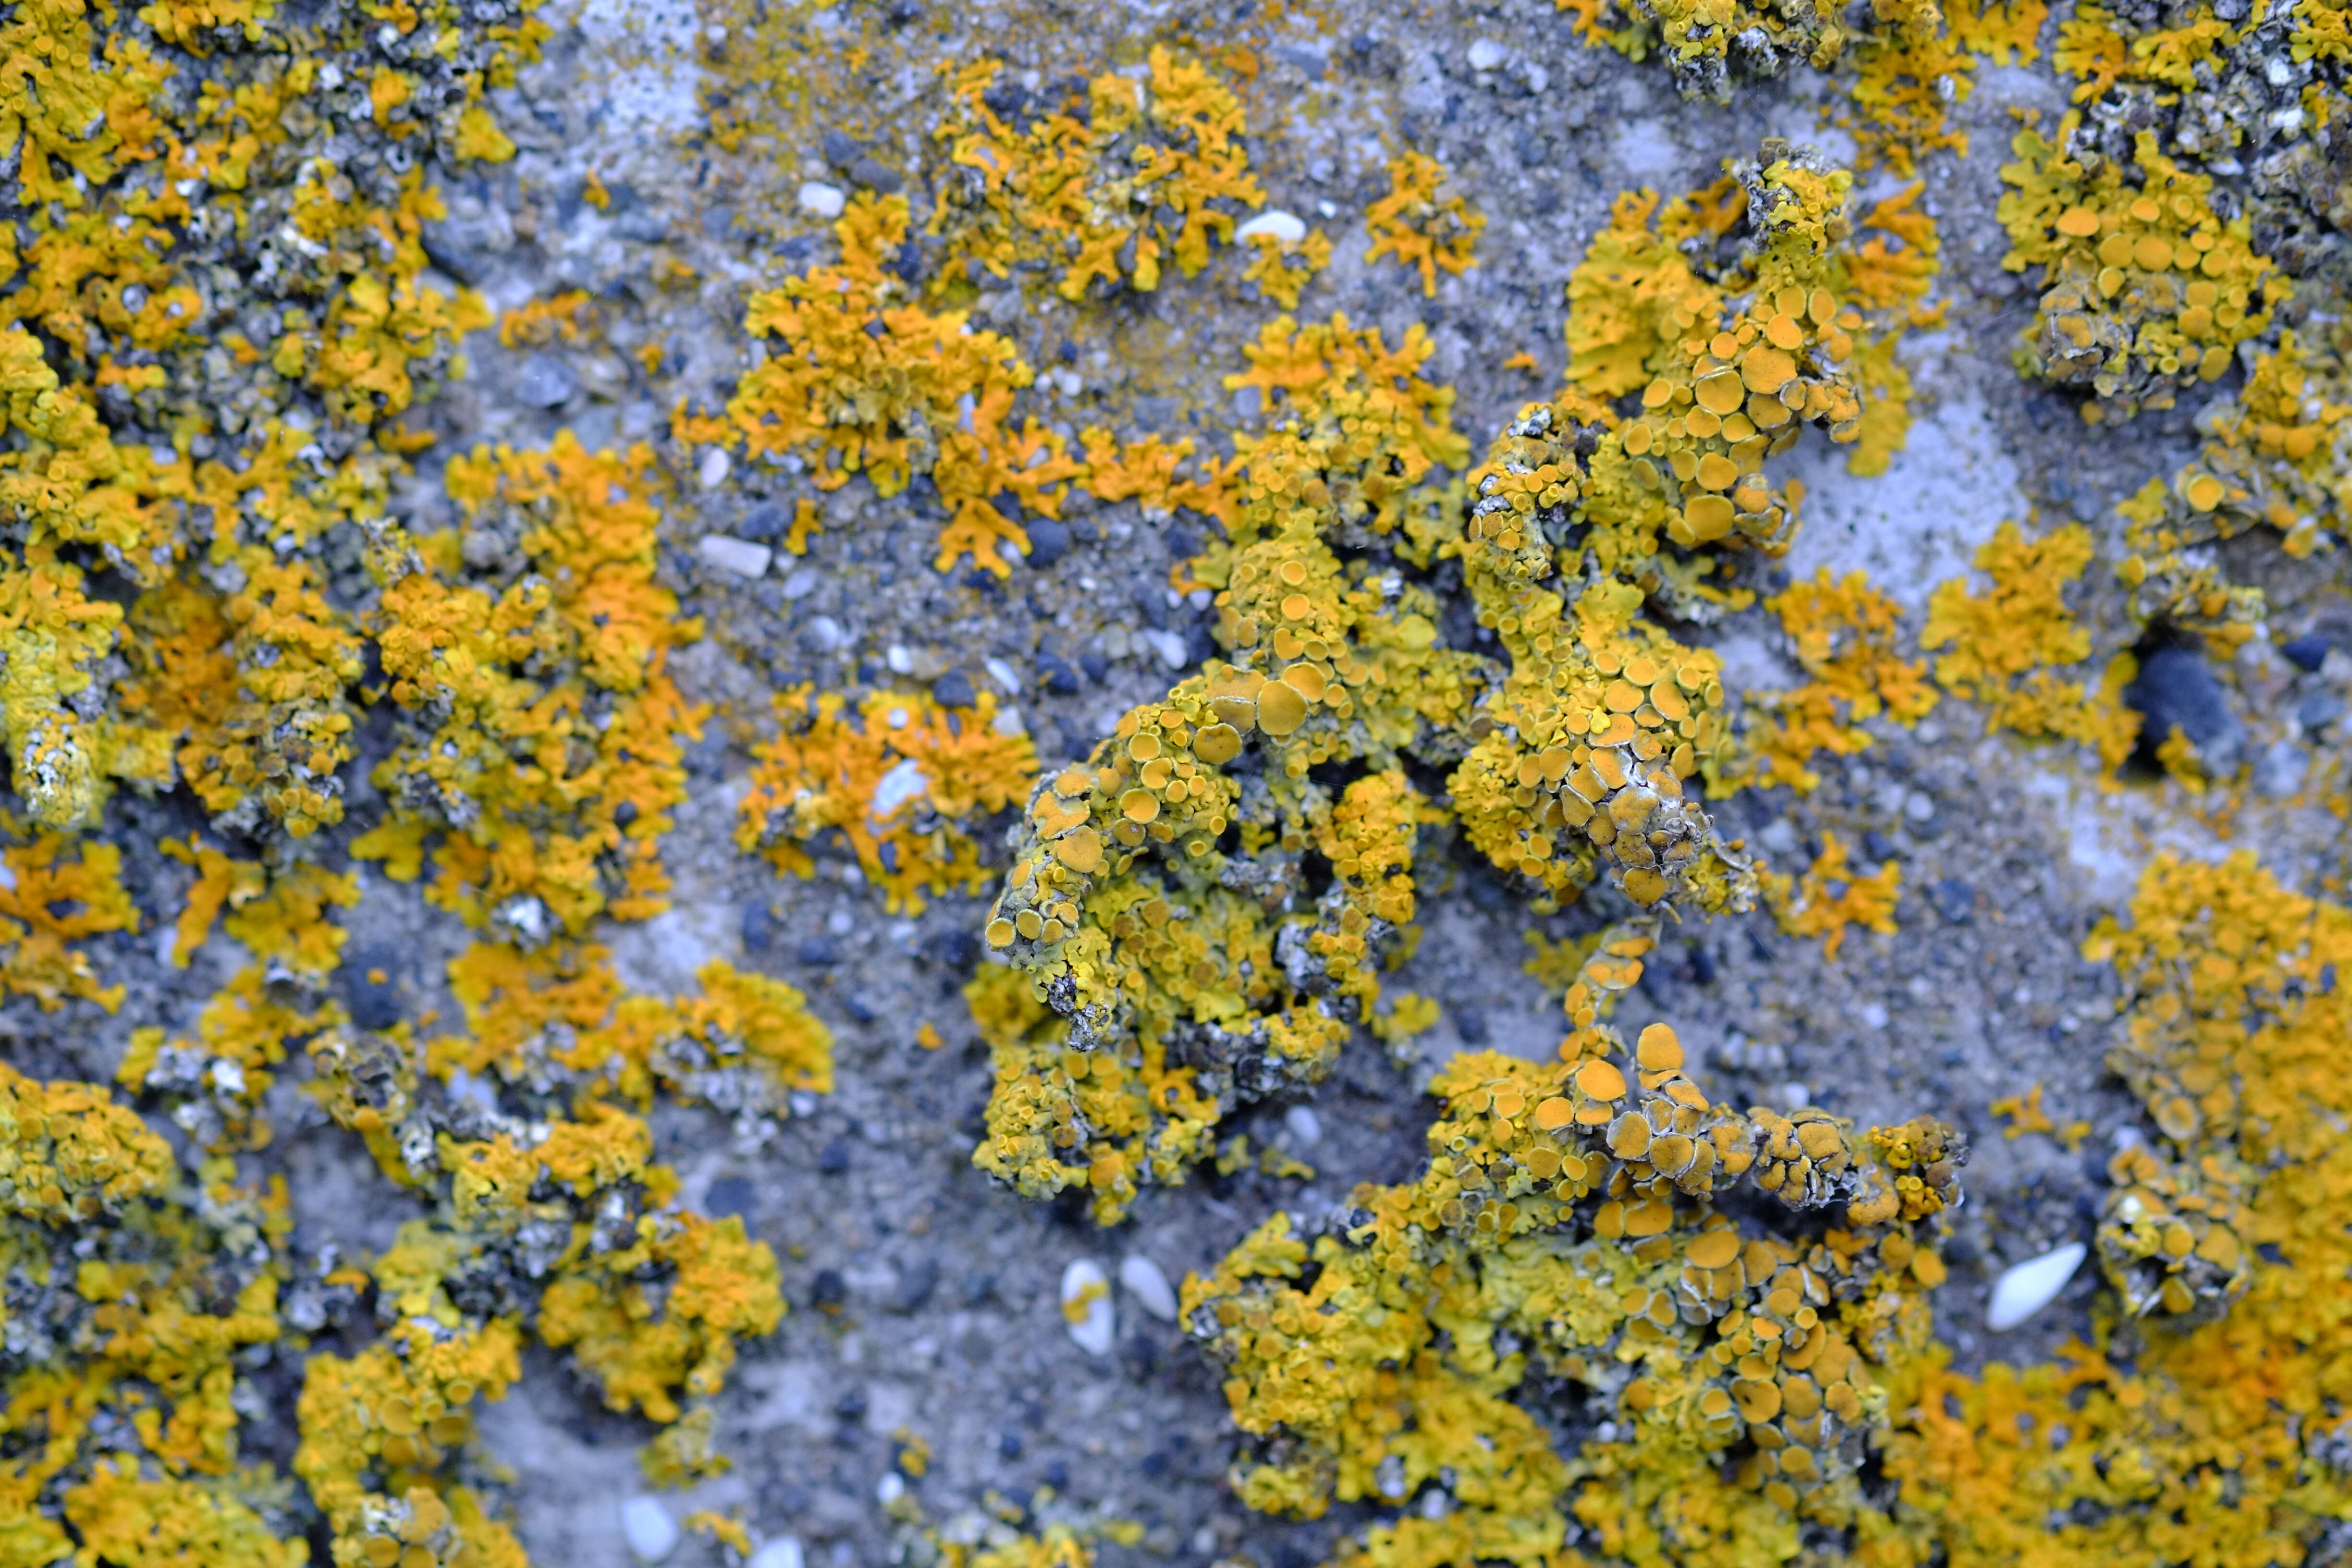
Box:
[1946,0,2049,61]
[434,940,833,1124]
[361,434,706,938]
[683,192,1230,576]
[1881,854,2352,1562]
[0,0,524,840]
[0,1061,174,1223]
[1921,520,2141,771]
[119,965,343,1153]
[1842,184,1945,473]
[1553,147,1930,581]
[294,958,794,1563]
[970,316,1486,1221]
[1188,1023,1963,1565]
[1989,1082,2056,1138]
[498,291,596,349]
[1,1061,298,1568]
[684,1511,751,1554]
[1737,569,1937,794]
[930,49,1265,300]
[1362,152,1484,297]
[642,1409,731,1488]
[60,1463,306,1568]
[0,830,137,1010]
[1767,831,1901,959]
[2113,328,2351,650]
[973,146,1959,1223]
[1241,225,1333,310]
[1556,0,1972,170]
[1998,115,2282,421]
[159,837,267,967]
[1454,147,1927,913]
[1844,0,1976,173]
[737,685,1040,915]
[931,1522,1103,1568]
[536,1207,783,1424]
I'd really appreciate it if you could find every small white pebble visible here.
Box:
[1234,209,1307,245]
[870,757,928,819]
[1146,628,1188,670]
[992,705,1026,737]
[885,644,913,674]
[697,446,732,491]
[748,1541,804,1568]
[984,655,1024,696]
[621,1497,679,1563]
[1467,37,1507,70]
[1119,1254,1178,1322]
[875,1473,905,1504]
[797,180,846,218]
[1860,1003,1889,1029]
[1284,1105,1323,1146]
[1772,1081,1812,1110]
[1061,1258,1115,1356]
[696,533,772,578]
[1988,1242,2085,1330]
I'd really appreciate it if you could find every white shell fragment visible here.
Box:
[1234,209,1307,245]
[621,1497,679,1563]
[1467,38,1507,70]
[748,1540,805,1568]
[869,758,929,820]
[1284,1105,1323,1146]
[797,180,846,217]
[696,533,772,577]
[1061,1258,1116,1355]
[697,445,733,490]
[1119,1253,1178,1322]
[1987,1241,2086,1330]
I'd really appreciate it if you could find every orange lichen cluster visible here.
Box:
[282,941,808,1566]
[736,686,1040,914]
[1241,224,1335,311]
[359,435,706,940]
[0,830,140,1011]
[1921,521,2142,770]
[968,313,1482,1221]
[681,192,1230,576]
[432,940,834,1130]
[0,0,527,838]
[930,49,1264,300]
[1556,0,1974,172]
[1768,831,1903,960]
[1877,854,2352,1567]
[1,1064,303,1568]
[1999,115,2283,422]
[2115,327,2350,647]
[970,145,1952,1224]
[1738,569,1937,793]
[1362,153,1484,297]
[1186,1016,1963,1567]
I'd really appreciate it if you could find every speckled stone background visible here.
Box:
[40,1,2350,1565]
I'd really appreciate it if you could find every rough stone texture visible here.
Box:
[42,1,2349,1566]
